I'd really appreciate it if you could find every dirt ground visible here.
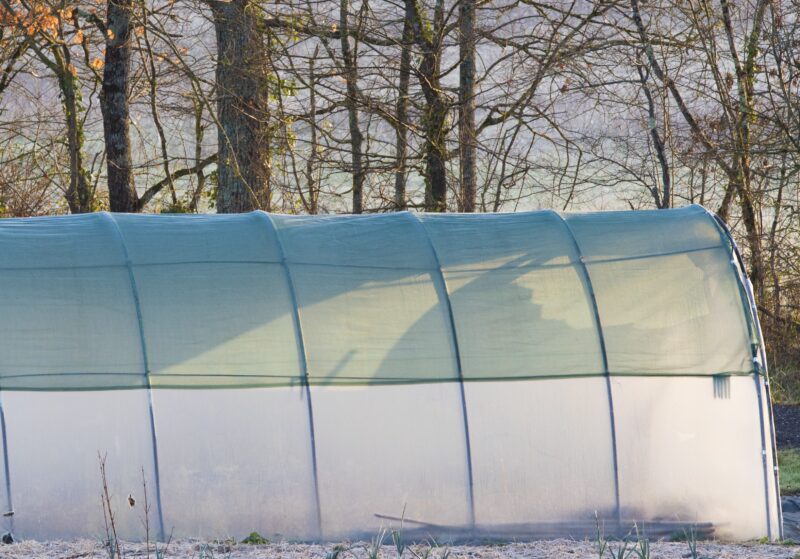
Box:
[2,539,799,559]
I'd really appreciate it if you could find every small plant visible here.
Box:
[680,526,717,559]
[409,544,434,559]
[326,543,350,559]
[684,526,704,559]
[392,530,406,559]
[99,453,123,559]
[195,542,234,559]
[631,525,650,559]
[140,469,172,559]
[154,540,171,559]
[136,468,151,559]
[197,543,213,559]
[426,536,451,559]
[392,506,407,559]
[98,455,173,559]
[606,538,632,559]
[632,538,650,559]
[594,512,608,559]
[241,531,270,545]
[366,527,388,559]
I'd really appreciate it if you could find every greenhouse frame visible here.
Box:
[0,205,782,541]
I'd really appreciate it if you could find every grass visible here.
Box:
[780,448,800,495]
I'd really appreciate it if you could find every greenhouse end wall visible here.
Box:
[0,205,781,542]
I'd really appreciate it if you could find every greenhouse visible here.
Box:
[0,205,782,542]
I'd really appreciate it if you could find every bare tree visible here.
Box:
[101,0,136,212]
[458,0,476,212]
[210,0,272,213]
[393,15,412,210]
[339,0,365,213]
[631,0,770,294]
[405,0,449,212]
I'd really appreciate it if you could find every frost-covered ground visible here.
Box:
[2,539,799,559]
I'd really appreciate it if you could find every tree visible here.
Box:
[393,16,412,210]
[210,0,272,213]
[101,0,136,212]
[0,1,97,212]
[631,0,770,295]
[458,0,476,212]
[405,0,449,212]
[339,0,365,213]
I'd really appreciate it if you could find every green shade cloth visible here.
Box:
[0,205,756,390]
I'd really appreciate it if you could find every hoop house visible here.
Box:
[0,205,781,541]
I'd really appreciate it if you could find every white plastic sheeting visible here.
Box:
[0,205,781,542]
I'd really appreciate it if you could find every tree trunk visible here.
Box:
[139,0,176,208]
[421,83,448,212]
[637,64,670,209]
[306,52,320,214]
[725,0,769,299]
[458,0,476,212]
[189,95,207,212]
[57,48,93,213]
[393,16,411,211]
[769,156,787,321]
[736,172,765,299]
[717,180,735,221]
[405,0,448,212]
[101,0,137,212]
[211,0,271,213]
[340,0,364,213]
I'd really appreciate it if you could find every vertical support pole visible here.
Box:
[103,212,166,541]
[0,393,13,535]
[553,211,622,532]
[708,209,783,540]
[257,212,323,539]
[755,316,784,539]
[409,213,476,530]
[753,372,775,539]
